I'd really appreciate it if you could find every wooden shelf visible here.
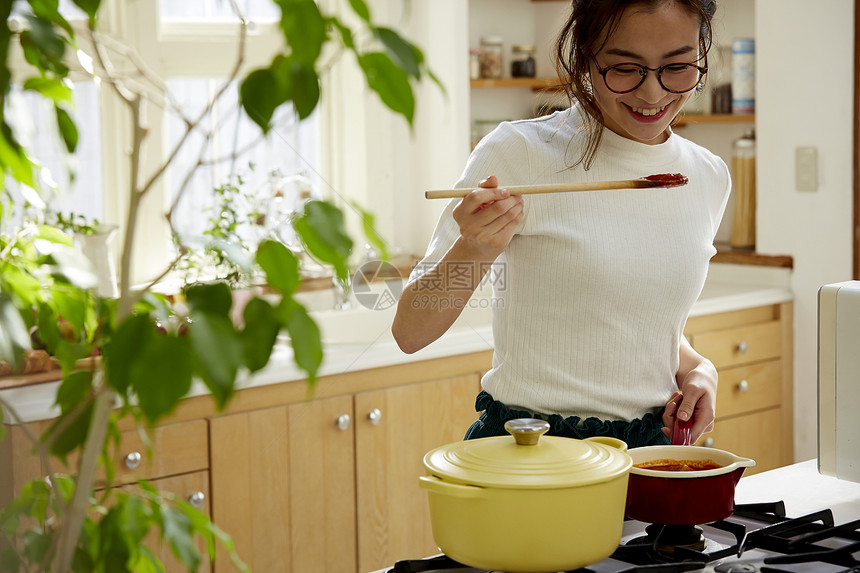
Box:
[470,77,560,90]
[675,113,755,127]
[712,243,793,268]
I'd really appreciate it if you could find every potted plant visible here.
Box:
[0,0,437,571]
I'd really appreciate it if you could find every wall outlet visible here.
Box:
[796,146,819,192]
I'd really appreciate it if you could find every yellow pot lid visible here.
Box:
[423,419,632,489]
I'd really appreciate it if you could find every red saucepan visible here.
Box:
[625,444,755,525]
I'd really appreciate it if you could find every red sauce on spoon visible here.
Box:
[644,173,689,187]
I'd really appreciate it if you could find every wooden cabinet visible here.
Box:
[684,302,794,474]
[354,374,482,572]
[204,352,490,573]
[0,351,492,573]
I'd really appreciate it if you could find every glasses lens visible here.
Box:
[659,64,702,93]
[604,65,646,93]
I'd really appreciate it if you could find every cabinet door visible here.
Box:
[209,395,356,573]
[354,373,482,572]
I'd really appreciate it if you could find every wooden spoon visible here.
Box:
[424,173,688,199]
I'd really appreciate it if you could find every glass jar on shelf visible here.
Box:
[511,44,536,78]
[479,36,503,79]
[730,129,756,248]
[469,49,481,80]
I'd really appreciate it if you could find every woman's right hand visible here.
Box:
[452,175,524,259]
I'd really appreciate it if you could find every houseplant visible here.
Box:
[0,0,437,571]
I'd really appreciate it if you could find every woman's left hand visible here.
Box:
[662,357,718,444]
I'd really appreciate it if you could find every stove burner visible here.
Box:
[714,563,758,573]
[649,524,707,554]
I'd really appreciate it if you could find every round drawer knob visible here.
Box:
[188,491,205,509]
[737,341,748,353]
[703,437,715,448]
[336,414,351,431]
[124,451,142,470]
[738,379,750,393]
[368,408,382,425]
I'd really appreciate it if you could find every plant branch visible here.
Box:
[51,381,113,573]
[137,16,248,200]
[117,96,145,320]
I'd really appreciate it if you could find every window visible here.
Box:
[4,0,322,284]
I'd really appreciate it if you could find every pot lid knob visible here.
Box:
[504,418,550,446]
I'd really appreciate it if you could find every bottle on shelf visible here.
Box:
[510,44,536,78]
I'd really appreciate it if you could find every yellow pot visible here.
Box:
[420,419,632,573]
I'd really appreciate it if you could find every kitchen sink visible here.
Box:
[274,288,495,346]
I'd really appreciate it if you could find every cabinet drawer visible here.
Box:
[61,419,209,486]
[716,360,782,418]
[691,320,782,369]
[695,407,783,475]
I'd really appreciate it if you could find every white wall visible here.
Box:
[755,0,855,461]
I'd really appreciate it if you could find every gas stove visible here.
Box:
[382,501,860,573]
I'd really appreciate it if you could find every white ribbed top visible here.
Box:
[413,106,731,421]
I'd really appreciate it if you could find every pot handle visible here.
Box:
[419,475,485,499]
[585,436,628,453]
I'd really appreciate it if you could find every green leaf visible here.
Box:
[45,399,93,458]
[104,314,153,395]
[20,15,68,76]
[278,299,322,390]
[347,0,371,21]
[373,27,422,78]
[188,312,242,409]
[162,507,199,570]
[23,528,52,564]
[50,284,90,334]
[357,52,415,126]
[35,224,74,246]
[131,335,194,423]
[240,298,280,372]
[291,63,319,120]
[0,293,31,367]
[239,68,284,134]
[0,132,37,189]
[276,0,325,65]
[54,370,92,414]
[23,77,73,105]
[293,200,353,281]
[256,240,300,295]
[120,494,152,545]
[28,0,75,38]
[99,505,133,572]
[55,106,78,153]
[71,0,101,25]
[349,201,390,260]
[185,282,234,317]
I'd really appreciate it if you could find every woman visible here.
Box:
[392,0,728,448]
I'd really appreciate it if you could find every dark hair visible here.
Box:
[554,0,717,169]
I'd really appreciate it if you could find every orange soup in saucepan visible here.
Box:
[634,459,723,472]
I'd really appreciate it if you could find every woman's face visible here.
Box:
[590,2,703,145]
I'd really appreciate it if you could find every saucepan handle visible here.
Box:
[418,475,485,499]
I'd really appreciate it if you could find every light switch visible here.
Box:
[796,146,819,192]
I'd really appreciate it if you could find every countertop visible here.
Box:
[0,263,793,424]
[735,458,860,523]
